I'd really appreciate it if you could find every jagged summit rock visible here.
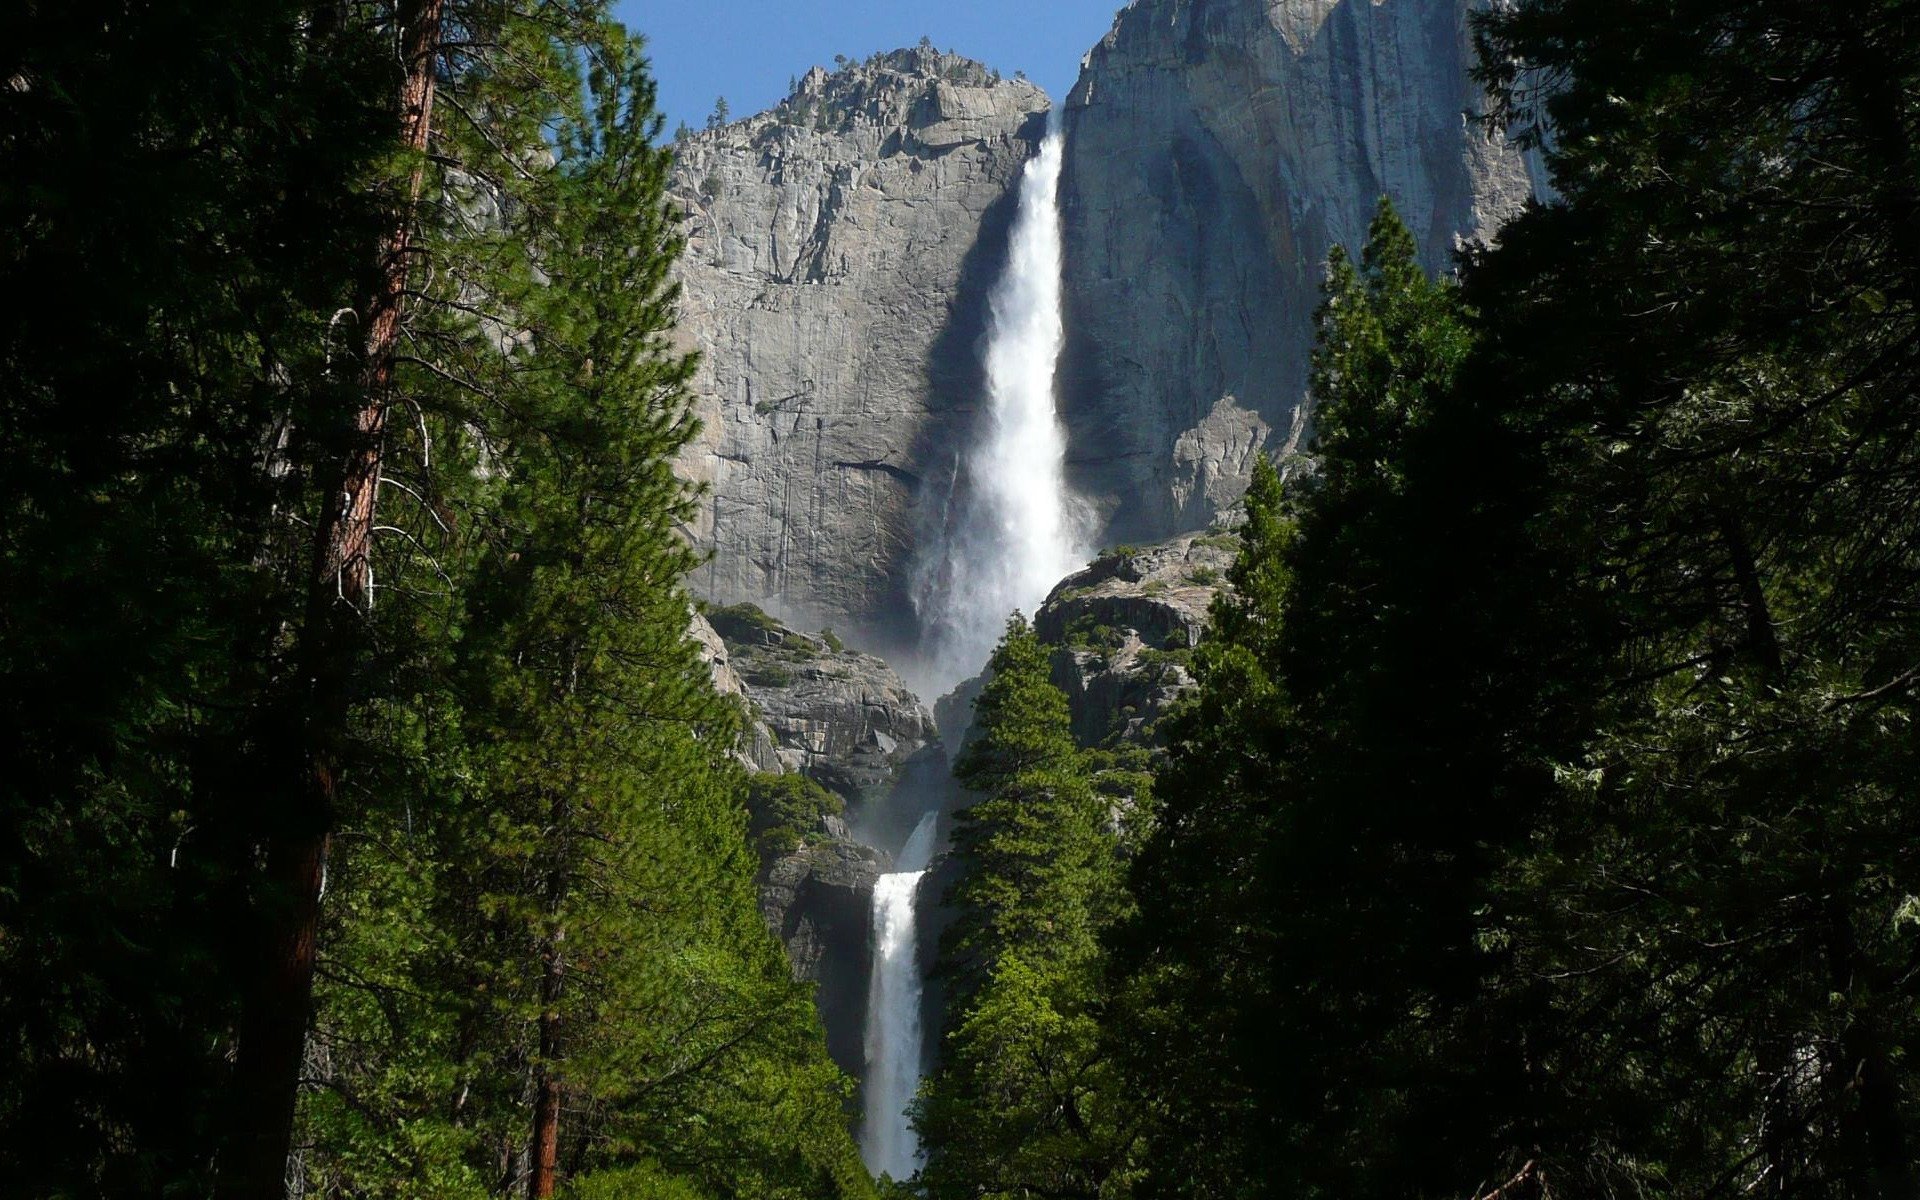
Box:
[669,52,1050,658]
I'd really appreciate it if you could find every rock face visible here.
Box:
[669,50,1051,656]
[668,5,1537,654]
[1058,0,1541,543]
[1034,532,1238,747]
[707,603,936,810]
[706,602,945,1082]
[759,837,891,1075]
[690,609,783,772]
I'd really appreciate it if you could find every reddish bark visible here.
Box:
[215,3,444,1196]
[530,842,568,1197]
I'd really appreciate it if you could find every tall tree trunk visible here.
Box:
[216,3,445,1195]
[530,790,569,1199]
[529,932,565,1199]
[1825,897,1915,1200]
[1839,17,1920,295]
[1717,510,1782,678]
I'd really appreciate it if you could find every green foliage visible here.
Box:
[708,601,786,641]
[917,616,1141,1198]
[745,772,844,859]
[0,1,388,1191]
[1116,5,1920,1193]
[1115,202,1573,1199]
[1062,614,1125,654]
[745,662,798,688]
[291,14,871,1195]
[1453,2,1920,1192]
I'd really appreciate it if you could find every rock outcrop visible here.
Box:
[758,837,890,1075]
[1034,532,1238,747]
[706,603,936,810]
[1060,0,1540,543]
[690,609,783,772]
[704,602,945,1081]
[670,50,1051,655]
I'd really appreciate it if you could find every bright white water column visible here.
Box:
[915,118,1086,693]
[860,811,939,1179]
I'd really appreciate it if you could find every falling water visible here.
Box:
[913,115,1087,694]
[861,811,940,1179]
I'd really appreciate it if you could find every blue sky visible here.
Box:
[614,0,1124,134]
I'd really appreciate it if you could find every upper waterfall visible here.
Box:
[913,116,1088,694]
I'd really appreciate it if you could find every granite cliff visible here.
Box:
[670,5,1537,649]
[1059,0,1540,541]
[694,602,946,1083]
[669,49,1050,657]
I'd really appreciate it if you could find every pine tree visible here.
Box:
[293,12,871,1197]
[1459,2,1920,1192]
[918,616,1137,1199]
[1118,202,1580,1200]
[0,1,387,1192]
[218,3,448,1191]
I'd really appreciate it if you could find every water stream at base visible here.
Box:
[860,811,940,1180]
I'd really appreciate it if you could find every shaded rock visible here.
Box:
[1059,0,1543,545]
[758,838,891,1078]
[714,602,948,1086]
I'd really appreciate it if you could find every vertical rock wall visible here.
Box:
[1058,0,1541,542]
[669,51,1050,656]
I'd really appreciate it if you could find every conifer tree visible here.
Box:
[918,616,1137,1199]
[219,2,448,1190]
[1118,202,1577,1200]
[1459,2,1920,1192]
[293,12,871,1198]
[0,2,387,1192]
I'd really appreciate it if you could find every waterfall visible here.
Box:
[860,810,940,1179]
[913,115,1087,695]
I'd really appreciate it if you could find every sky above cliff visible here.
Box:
[615,0,1121,135]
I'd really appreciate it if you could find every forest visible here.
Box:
[3,0,1918,1198]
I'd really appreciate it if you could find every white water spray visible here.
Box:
[861,810,940,1179]
[914,118,1087,693]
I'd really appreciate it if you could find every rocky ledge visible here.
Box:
[694,601,945,1078]
[705,601,935,807]
[1033,531,1239,747]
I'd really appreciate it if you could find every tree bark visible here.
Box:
[1717,510,1782,679]
[529,934,565,1199]
[530,789,569,1199]
[1826,896,1916,1200]
[215,3,444,1196]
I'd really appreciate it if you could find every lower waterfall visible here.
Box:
[860,810,939,1180]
